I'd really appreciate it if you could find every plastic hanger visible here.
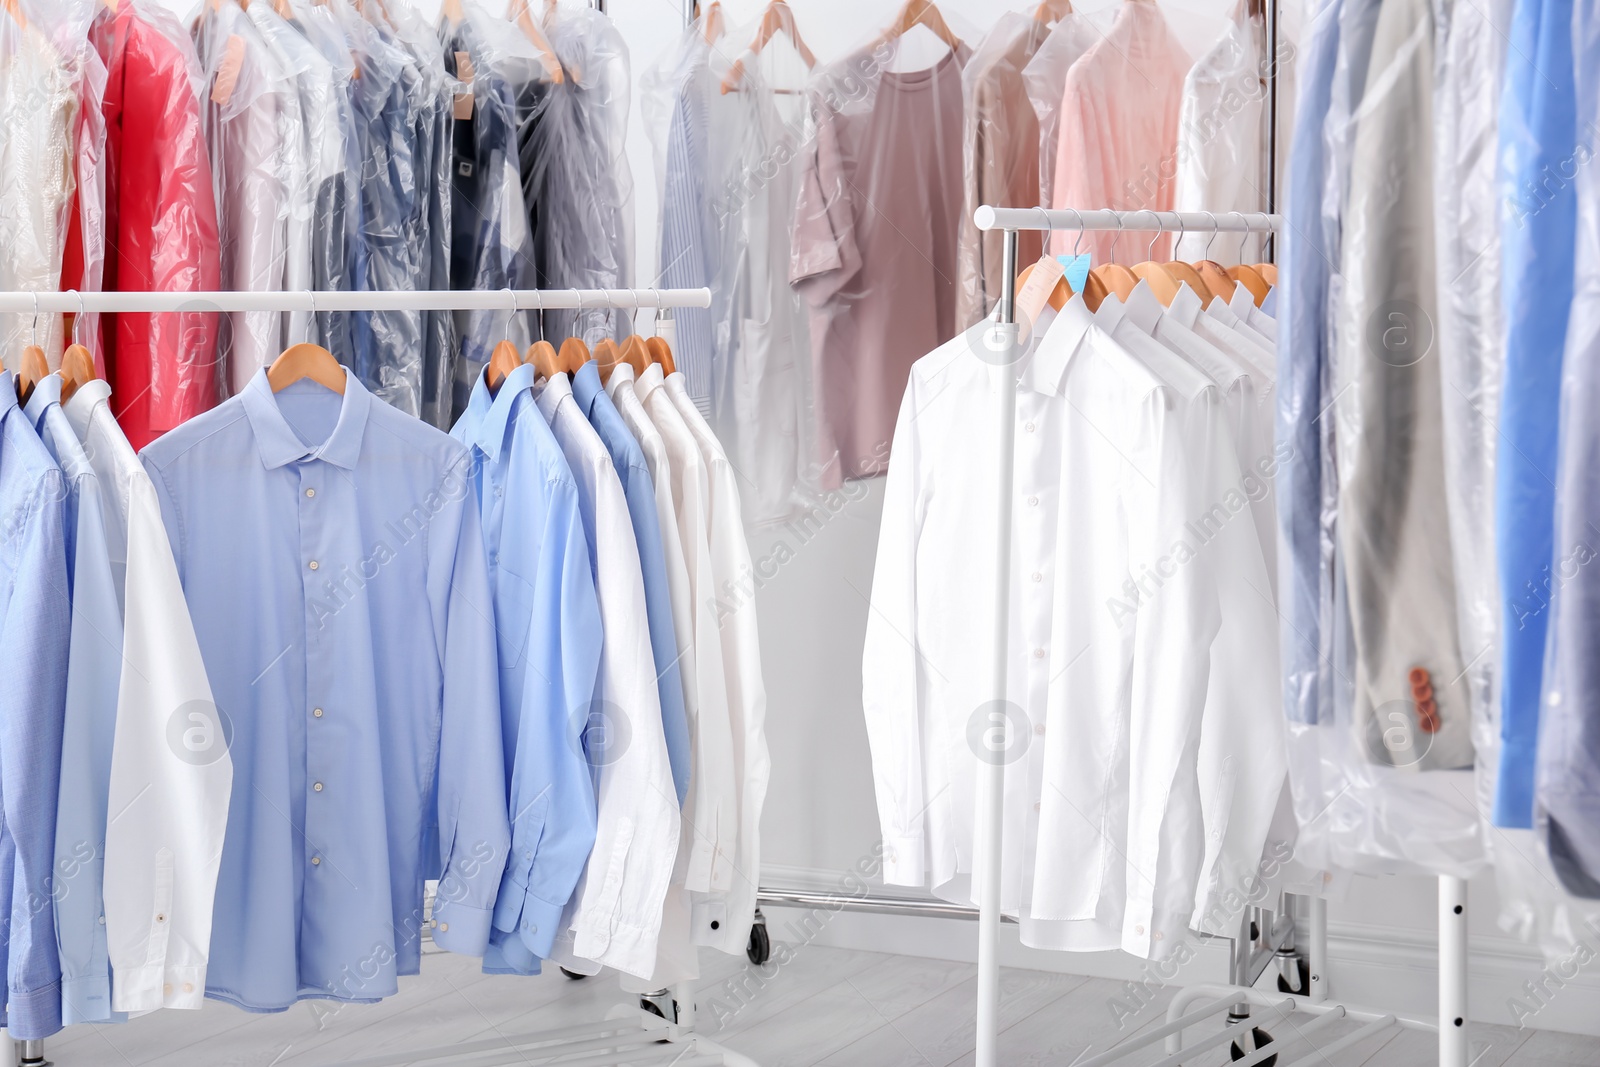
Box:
[14,297,48,408]
[1089,216,1139,303]
[1130,212,1182,307]
[60,292,97,406]
[267,293,346,394]
[1190,212,1236,306]
[507,0,564,84]
[721,1,816,93]
[878,0,964,53]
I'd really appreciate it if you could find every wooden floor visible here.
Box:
[33,942,1600,1066]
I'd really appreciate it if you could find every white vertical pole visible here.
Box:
[1439,875,1468,1067]
[975,229,1021,1067]
[1309,896,1328,1003]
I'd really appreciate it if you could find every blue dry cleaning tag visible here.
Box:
[1057,254,1092,295]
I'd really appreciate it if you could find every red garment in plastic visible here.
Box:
[87,4,221,450]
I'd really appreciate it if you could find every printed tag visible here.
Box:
[454,50,476,83]
[210,35,246,107]
[453,91,474,120]
[1057,253,1092,296]
[1014,256,1066,343]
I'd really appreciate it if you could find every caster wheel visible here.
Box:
[1231,1026,1275,1067]
[1277,957,1313,996]
[560,967,587,980]
[746,919,771,965]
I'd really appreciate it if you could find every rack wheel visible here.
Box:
[746,917,771,965]
[1277,956,1313,996]
[1230,1026,1275,1067]
[560,967,587,980]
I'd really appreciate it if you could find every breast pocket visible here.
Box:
[494,567,535,670]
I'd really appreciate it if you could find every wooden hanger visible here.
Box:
[2,0,26,28]
[1254,262,1278,287]
[485,339,523,393]
[442,0,465,23]
[267,342,346,394]
[1033,0,1072,21]
[1229,263,1271,306]
[59,343,97,406]
[15,343,47,407]
[591,337,621,380]
[612,335,651,382]
[645,334,677,376]
[526,339,561,379]
[508,0,564,84]
[1163,261,1213,304]
[1015,259,1111,315]
[1130,219,1181,306]
[878,0,964,53]
[721,1,816,93]
[698,0,725,42]
[557,336,590,375]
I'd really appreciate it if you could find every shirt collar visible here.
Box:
[22,372,62,427]
[460,363,534,462]
[534,369,574,423]
[0,371,16,421]
[63,377,112,441]
[1021,295,1097,396]
[606,360,637,398]
[241,367,372,470]
[1167,283,1203,329]
[570,359,605,418]
[636,361,666,401]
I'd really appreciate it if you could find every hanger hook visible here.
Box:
[1147,210,1163,261]
[71,289,86,347]
[1234,211,1249,262]
[30,291,39,348]
[1204,211,1220,259]
[652,288,663,336]
[1112,213,1127,265]
[306,289,318,340]
[1071,209,1085,259]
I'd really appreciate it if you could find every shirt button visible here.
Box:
[156,913,166,923]
[305,488,316,498]
[183,982,195,993]
[1027,495,1039,507]
[313,782,324,792]
[495,486,504,497]
[98,915,105,925]
[1032,801,1041,812]
[313,707,324,718]
[1032,572,1042,582]
[1025,421,1036,433]
[163,983,172,997]
[439,922,449,933]
[1135,925,1145,935]
[1033,723,1045,736]
[311,856,322,866]
[1549,691,1563,707]
[1033,648,1046,659]
[308,560,319,571]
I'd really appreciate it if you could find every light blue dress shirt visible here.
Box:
[0,371,69,1038]
[1277,0,1343,725]
[140,369,510,1011]
[23,377,124,1026]
[450,365,603,974]
[1493,0,1578,828]
[571,361,691,806]
[1536,0,1600,894]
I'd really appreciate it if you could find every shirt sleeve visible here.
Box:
[860,382,928,886]
[53,477,125,1025]
[427,459,512,957]
[494,479,601,962]
[106,471,230,1014]
[1,470,69,1038]
[788,101,862,306]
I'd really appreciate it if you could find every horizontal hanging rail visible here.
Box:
[972,207,1283,234]
[0,288,712,315]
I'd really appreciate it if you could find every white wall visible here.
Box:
[152,0,1596,1039]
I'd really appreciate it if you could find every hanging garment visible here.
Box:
[1493,0,1579,828]
[1172,14,1267,264]
[443,12,536,417]
[65,377,220,1022]
[705,52,816,528]
[451,365,601,975]
[81,0,223,451]
[534,372,678,982]
[1332,0,1473,771]
[132,371,509,1011]
[663,371,769,956]
[1537,0,1600,897]
[956,12,1047,328]
[1049,0,1191,265]
[790,38,969,486]
[0,371,70,1039]
[61,35,108,364]
[0,11,77,366]
[23,376,121,1027]
[1021,13,1098,208]
[1434,0,1512,829]
[571,361,691,805]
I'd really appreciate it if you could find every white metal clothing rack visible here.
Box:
[0,285,755,1067]
[966,205,1469,1067]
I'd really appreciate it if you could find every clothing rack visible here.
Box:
[0,285,757,1067]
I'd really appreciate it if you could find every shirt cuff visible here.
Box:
[572,918,656,981]
[516,895,565,961]
[880,835,925,886]
[5,979,62,1039]
[431,901,493,957]
[62,973,116,1026]
[111,964,207,1014]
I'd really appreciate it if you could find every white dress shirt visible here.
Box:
[1230,284,1279,343]
[535,373,679,980]
[74,379,231,1013]
[664,372,771,956]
